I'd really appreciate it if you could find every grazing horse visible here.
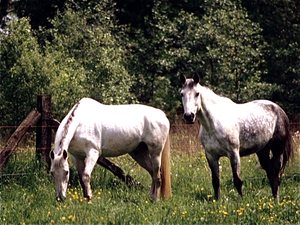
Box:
[50,98,172,201]
[180,73,294,199]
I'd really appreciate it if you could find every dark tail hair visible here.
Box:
[282,129,295,173]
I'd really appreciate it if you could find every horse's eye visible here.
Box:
[195,92,200,98]
[180,93,184,97]
[65,171,69,176]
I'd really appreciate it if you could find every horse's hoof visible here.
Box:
[84,196,92,202]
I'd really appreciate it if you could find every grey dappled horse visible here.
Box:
[180,73,294,199]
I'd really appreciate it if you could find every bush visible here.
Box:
[0,18,52,125]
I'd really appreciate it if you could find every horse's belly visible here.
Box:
[101,135,141,157]
[71,128,142,158]
[239,129,273,156]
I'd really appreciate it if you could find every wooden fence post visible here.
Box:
[36,95,52,171]
[0,110,41,172]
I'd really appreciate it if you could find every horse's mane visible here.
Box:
[201,86,234,105]
[57,102,80,155]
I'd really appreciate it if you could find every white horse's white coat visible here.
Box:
[56,98,169,158]
[50,98,170,201]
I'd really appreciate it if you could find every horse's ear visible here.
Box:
[63,150,68,160]
[193,73,200,84]
[180,74,186,85]
[50,151,55,160]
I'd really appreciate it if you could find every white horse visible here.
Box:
[50,98,172,201]
[180,73,294,199]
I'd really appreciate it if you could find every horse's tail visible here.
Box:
[54,101,81,155]
[161,135,172,200]
[282,128,295,173]
[280,112,295,173]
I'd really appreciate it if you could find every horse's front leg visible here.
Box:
[205,152,220,200]
[229,150,243,196]
[81,149,99,201]
[70,155,87,197]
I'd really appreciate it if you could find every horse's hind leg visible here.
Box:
[270,153,283,198]
[229,150,243,197]
[129,143,155,197]
[270,142,285,198]
[149,154,162,200]
[130,142,153,176]
[256,146,282,198]
[256,147,271,179]
[146,143,164,201]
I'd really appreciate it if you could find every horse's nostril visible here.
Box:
[184,113,195,123]
[190,113,195,119]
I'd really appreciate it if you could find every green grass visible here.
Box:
[1,145,299,224]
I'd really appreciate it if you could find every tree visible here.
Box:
[46,3,135,116]
[243,0,300,112]
[200,0,280,102]
[0,18,52,125]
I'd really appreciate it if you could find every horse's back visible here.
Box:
[68,98,169,157]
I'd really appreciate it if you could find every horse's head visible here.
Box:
[180,73,201,124]
[50,150,70,201]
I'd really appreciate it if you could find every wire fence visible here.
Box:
[0,109,299,172]
[0,115,300,153]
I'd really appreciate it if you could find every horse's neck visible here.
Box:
[198,86,233,132]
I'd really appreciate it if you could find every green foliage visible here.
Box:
[199,1,271,102]
[1,0,299,124]
[242,0,300,109]
[1,2,136,123]
[48,4,135,113]
[43,3,135,116]
[121,0,281,115]
[0,18,52,125]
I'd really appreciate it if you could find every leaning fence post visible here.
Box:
[0,110,41,172]
[36,95,52,171]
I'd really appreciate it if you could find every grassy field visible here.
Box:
[1,129,299,224]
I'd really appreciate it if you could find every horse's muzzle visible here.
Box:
[184,113,195,124]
